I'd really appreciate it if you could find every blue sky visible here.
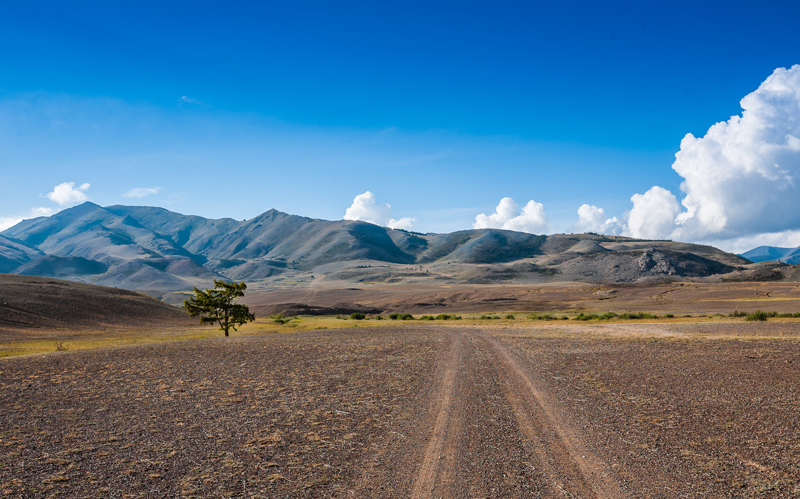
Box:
[2,1,800,251]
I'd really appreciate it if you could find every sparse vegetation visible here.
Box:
[271,315,291,324]
[350,312,366,320]
[389,313,415,320]
[575,312,599,321]
[420,314,462,321]
[505,314,515,320]
[618,312,658,320]
[745,310,769,321]
[527,314,567,321]
[54,341,68,352]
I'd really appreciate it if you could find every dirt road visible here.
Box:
[2,325,799,497]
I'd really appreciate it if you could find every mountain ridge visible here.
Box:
[1,202,776,298]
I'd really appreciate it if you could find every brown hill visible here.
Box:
[0,274,193,332]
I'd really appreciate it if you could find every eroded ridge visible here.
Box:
[478,331,624,499]
[409,331,465,499]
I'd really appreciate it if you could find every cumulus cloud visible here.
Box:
[46,182,90,206]
[624,65,800,242]
[344,191,415,230]
[571,204,622,234]
[473,197,550,234]
[123,187,161,198]
[626,186,682,239]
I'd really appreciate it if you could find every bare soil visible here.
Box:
[0,274,194,334]
[2,323,799,498]
[244,280,800,316]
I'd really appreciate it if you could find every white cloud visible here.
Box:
[123,187,161,198]
[571,204,622,234]
[0,217,21,232]
[623,65,800,245]
[343,191,416,230]
[46,182,90,206]
[706,229,800,254]
[473,197,550,234]
[179,96,201,105]
[626,186,681,239]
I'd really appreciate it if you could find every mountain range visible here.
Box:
[0,202,787,300]
[739,246,800,265]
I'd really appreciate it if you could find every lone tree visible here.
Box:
[184,280,255,336]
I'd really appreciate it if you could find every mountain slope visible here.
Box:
[0,234,43,273]
[0,202,759,293]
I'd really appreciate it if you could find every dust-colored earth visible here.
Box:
[0,274,194,334]
[241,280,800,316]
[2,322,799,498]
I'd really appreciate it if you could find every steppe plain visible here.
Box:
[1,275,799,498]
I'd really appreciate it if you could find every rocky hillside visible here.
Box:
[0,202,758,294]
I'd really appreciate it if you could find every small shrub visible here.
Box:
[389,313,400,320]
[505,314,515,320]
[350,312,366,320]
[435,314,461,320]
[618,312,657,320]
[730,310,748,318]
[664,313,674,318]
[598,312,618,320]
[420,315,435,321]
[575,312,598,321]
[400,313,414,320]
[794,312,800,318]
[777,312,793,318]
[375,315,384,320]
[55,342,68,352]
[745,310,768,322]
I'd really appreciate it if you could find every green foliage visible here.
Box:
[745,310,769,322]
[375,315,384,320]
[598,312,618,320]
[419,314,462,321]
[527,314,567,321]
[388,312,414,320]
[505,314,515,320]
[389,313,400,320]
[479,314,501,320]
[184,280,255,337]
[618,312,657,320]
[664,313,674,318]
[729,310,748,318]
[574,312,598,321]
[350,312,366,320]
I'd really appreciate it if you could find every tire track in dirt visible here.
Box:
[478,331,623,499]
[409,330,465,499]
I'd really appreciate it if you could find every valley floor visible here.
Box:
[1,323,799,498]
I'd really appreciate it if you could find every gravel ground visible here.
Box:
[2,323,799,498]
